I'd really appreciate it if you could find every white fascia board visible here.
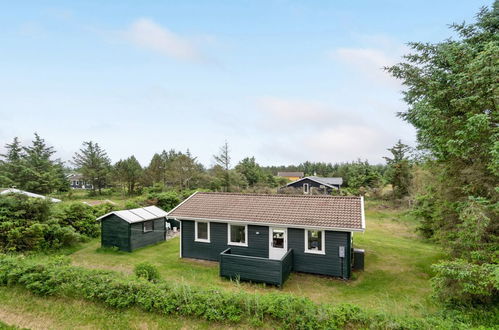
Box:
[360,196,366,230]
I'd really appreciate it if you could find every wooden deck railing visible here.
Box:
[219,248,293,286]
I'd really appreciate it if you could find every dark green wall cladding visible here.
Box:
[101,215,166,252]
[182,220,352,279]
[130,218,165,251]
[288,228,351,278]
[101,214,131,252]
[181,220,268,261]
[220,249,293,286]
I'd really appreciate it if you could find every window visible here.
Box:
[304,229,325,254]
[143,220,153,233]
[228,224,248,246]
[303,183,310,194]
[195,221,210,242]
[272,229,285,248]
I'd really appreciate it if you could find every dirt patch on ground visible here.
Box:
[0,307,56,330]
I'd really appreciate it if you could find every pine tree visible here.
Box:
[383,140,412,199]
[0,137,25,187]
[72,141,111,194]
[21,133,59,194]
[113,156,143,194]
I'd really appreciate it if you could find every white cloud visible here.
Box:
[329,36,408,86]
[303,125,387,161]
[253,95,404,163]
[125,18,203,62]
[259,97,332,121]
[257,97,359,128]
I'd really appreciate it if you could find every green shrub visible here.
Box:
[0,255,495,329]
[134,262,160,282]
[124,200,141,209]
[0,194,88,252]
[146,191,180,211]
[431,259,498,305]
[92,203,117,218]
[52,203,99,238]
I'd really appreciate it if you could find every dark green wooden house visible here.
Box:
[98,206,170,252]
[167,192,365,286]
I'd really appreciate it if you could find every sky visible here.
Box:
[0,1,491,168]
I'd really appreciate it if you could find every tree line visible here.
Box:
[1,135,414,198]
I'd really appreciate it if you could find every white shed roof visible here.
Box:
[97,205,168,223]
[0,188,61,203]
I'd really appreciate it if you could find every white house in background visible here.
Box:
[0,188,61,203]
[67,173,93,189]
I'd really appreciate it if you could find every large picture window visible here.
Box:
[195,221,210,242]
[228,224,248,246]
[304,229,325,254]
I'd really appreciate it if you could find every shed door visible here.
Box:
[269,227,287,260]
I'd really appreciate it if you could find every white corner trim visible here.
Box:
[360,196,366,230]
[227,223,248,247]
[304,228,326,255]
[194,220,210,243]
[179,219,182,258]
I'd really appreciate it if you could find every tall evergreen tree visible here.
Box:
[167,150,203,190]
[72,141,111,194]
[145,153,166,186]
[235,157,264,186]
[0,137,24,187]
[21,133,63,194]
[383,140,412,199]
[113,156,143,194]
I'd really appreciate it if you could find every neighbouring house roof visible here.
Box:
[167,192,364,231]
[97,205,168,223]
[0,188,61,203]
[277,171,304,177]
[67,173,85,180]
[286,176,343,188]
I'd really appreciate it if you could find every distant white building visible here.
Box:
[67,173,93,189]
[0,188,61,203]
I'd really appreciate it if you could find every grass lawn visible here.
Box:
[0,201,445,328]
[67,201,444,317]
[0,287,263,330]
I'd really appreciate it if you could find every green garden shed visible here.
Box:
[98,205,170,252]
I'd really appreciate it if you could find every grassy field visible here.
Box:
[67,201,444,316]
[0,201,445,328]
[0,287,264,329]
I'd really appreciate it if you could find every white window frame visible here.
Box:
[303,183,310,194]
[304,229,325,255]
[227,223,248,247]
[194,221,210,243]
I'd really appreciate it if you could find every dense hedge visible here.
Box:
[1,255,496,329]
[0,193,117,252]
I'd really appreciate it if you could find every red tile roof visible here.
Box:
[167,192,365,231]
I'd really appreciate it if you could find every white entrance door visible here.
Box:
[269,227,287,260]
